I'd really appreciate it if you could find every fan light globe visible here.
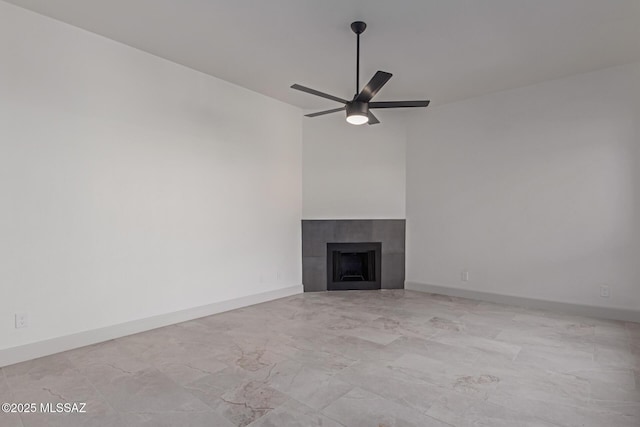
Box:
[346,114,369,125]
[346,101,369,125]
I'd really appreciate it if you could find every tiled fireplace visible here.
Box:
[302,220,405,292]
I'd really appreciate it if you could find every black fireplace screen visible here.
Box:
[327,242,381,290]
[332,251,375,281]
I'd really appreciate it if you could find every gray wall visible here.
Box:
[302,220,405,292]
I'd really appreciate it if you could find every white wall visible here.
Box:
[0,2,302,352]
[302,116,406,219]
[407,62,640,311]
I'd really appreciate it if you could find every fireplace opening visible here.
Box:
[327,242,381,290]
[333,251,375,281]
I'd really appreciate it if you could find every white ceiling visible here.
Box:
[5,0,640,111]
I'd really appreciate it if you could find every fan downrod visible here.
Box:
[350,21,366,35]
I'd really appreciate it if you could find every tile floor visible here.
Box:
[1,290,638,427]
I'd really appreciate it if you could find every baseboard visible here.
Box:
[405,281,640,323]
[0,284,303,368]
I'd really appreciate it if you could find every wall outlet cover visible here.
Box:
[15,313,28,329]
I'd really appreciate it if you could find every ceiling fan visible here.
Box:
[291,21,430,125]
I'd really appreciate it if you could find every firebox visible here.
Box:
[326,242,382,290]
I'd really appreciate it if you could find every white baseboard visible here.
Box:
[0,284,303,368]
[406,281,640,323]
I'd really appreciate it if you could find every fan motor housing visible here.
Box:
[346,101,368,117]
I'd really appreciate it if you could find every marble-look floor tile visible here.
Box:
[63,340,148,373]
[265,360,353,410]
[337,360,447,415]
[87,366,210,414]
[5,356,118,426]
[1,290,638,426]
[119,411,235,427]
[493,327,594,354]
[211,339,288,377]
[0,369,23,427]
[366,314,440,340]
[593,401,640,420]
[489,366,591,408]
[594,346,636,369]
[427,391,559,427]
[154,355,228,386]
[388,336,481,365]
[3,354,76,384]
[337,326,402,346]
[208,380,288,427]
[388,353,502,400]
[0,367,15,401]
[321,388,452,427]
[0,414,23,427]
[269,343,357,375]
[487,391,638,427]
[514,344,595,373]
[181,366,253,406]
[511,312,594,331]
[428,314,504,339]
[247,399,345,427]
[574,368,640,403]
[430,332,522,362]
[311,334,403,364]
[18,412,123,427]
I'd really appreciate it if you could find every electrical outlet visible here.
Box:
[461,270,469,282]
[600,285,610,298]
[15,313,28,329]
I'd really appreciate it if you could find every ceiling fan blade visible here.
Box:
[369,100,430,109]
[291,84,348,104]
[367,111,380,125]
[354,71,393,103]
[305,106,346,117]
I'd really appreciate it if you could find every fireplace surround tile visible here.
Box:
[302,220,335,257]
[334,220,373,242]
[381,253,406,290]
[302,256,326,292]
[301,219,406,292]
[372,220,406,254]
